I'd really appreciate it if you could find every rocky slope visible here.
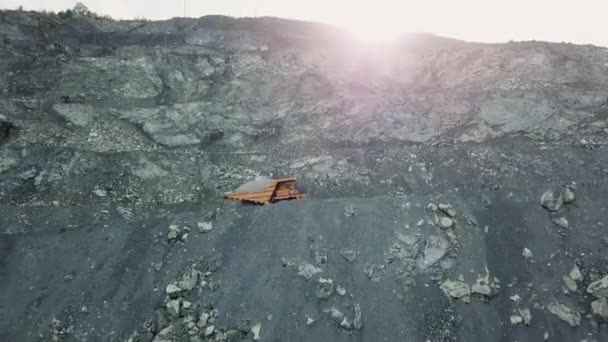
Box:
[1,9,608,342]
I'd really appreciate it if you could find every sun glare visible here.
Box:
[336,11,405,43]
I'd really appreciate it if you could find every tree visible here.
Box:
[72,2,90,18]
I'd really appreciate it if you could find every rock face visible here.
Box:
[2,9,608,342]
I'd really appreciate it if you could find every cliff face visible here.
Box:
[1,10,608,342]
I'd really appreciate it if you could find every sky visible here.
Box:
[1,0,607,47]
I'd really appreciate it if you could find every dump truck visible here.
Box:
[223,177,305,204]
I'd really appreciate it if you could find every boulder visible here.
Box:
[540,190,563,212]
[546,302,580,327]
[587,275,608,298]
[440,280,471,299]
[591,298,608,320]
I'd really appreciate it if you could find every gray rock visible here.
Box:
[165,283,181,298]
[471,282,492,296]
[510,315,523,325]
[522,248,534,259]
[363,263,386,282]
[251,322,261,340]
[419,235,450,269]
[313,249,327,266]
[165,299,181,317]
[440,280,471,299]
[93,189,108,197]
[569,265,583,282]
[167,224,181,241]
[197,312,209,328]
[540,190,563,212]
[177,270,199,291]
[546,302,580,327]
[298,263,322,280]
[439,217,454,229]
[562,187,575,204]
[315,277,334,299]
[426,203,438,212]
[591,297,608,321]
[326,307,345,323]
[562,275,578,292]
[153,324,174,342]
[203,325,215,337]
[344,203,357,217]
[438,203,457,217]
[587,275,608,298]
[197,222,213,233]
[19,168,37,181]
[353,304,363,330]
[519,308,532,325]
[340,249,358,263]
[552,217,569,228]
[283,258,322,280]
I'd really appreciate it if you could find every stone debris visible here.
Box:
[340,249,358,263]
[522,248,534,259]
[166,299,181,317]
[440,280,471,299]
[336,285,347,296]
[591,297,608,321]
[282,258,322,280]
[313,249,328,266]
[197,312,210,327]
[167,224,182,241]
[364,263,386,282]
[197,222,213,233]
[546,302,581,327]
[438,203,457,217]
[324,305,362,331]
[306,316,316,325]
[353,304,363,330]
[251,322,262,340]
[203,325,215,337]
[562,275,578,292]
[439,217,454,229]
[562,187,575,204]
[419,235,450,270]
[587,275,608,298]
[177,269,200,291]
[344,203,357,217]
[93,189,108,197]
[510,315,523,325]
[315,277,335,299]
[426,203,438,212]
[540,190,563,212]
[166,283,181,298]
[551,217,569,228]
[518,308,533,325]
[569,265,583,282]
[471,272,499,297]
[326,308,347,327]
[154,324,174,341]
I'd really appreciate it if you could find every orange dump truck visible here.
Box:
[223,177,305,204]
